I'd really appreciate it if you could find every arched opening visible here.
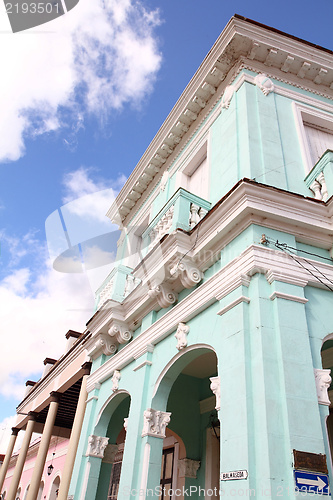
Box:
[22,485,29,500]
[48,476,60,500]
[94,392,131,500]
[153,346,219,499]
[321,337,333,465]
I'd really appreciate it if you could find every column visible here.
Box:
[6,414,36,500]
[0,428,20,493]
[57,367,90,500]
[26,393,61,500]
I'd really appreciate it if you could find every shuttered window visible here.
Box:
[304,122,333,165]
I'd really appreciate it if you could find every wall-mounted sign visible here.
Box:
[294,470,329,496]
[220,470,248,481]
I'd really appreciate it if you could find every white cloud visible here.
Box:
[0,257,94,402]
[0,0,162,162]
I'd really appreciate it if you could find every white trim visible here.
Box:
[151,344,216,399]
[94,389,131,429]
[133,361,153,372]
[86,396,99,403]
[87,243,333,392]
[269,291,308,303]
[140,443,150,500]
[217,296,250,316]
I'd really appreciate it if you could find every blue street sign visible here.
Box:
[294,470,330,495]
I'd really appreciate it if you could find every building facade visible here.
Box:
[2,15,333,500]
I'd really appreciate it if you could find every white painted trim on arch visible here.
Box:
[151,344,217,399]
[94,389,131,430]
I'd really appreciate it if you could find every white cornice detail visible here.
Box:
[86,241,333,392]
[106,17,333,225]
[269,291,309,303]
[217,296,250,316]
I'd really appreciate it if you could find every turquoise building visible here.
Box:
[2,15,333,500]
[69,15,333,500]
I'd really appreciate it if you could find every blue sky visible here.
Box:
[0,0,332,450]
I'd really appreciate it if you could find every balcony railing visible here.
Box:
[305,150,333,202]
[95,265,140,311]
[142,188,211,253]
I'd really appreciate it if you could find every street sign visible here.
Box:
[294,470,330,495]
[220,470,248,481]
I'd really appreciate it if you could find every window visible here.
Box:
[293,102,333,172]
[160,447,175,500]
[176,141,209,201]
[303,122,333,165]
[107,445,124,500]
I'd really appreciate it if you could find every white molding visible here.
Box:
[151,344,216,399]
[107,16,333,225]
[87,241,333,392]
[269,291,308,303]
[133,344,155,360]
[314,368,332,406]
[86,396,98,404]
[133,361,153,372]
[217,296,250,316]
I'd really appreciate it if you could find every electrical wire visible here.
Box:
[263,236,333,292]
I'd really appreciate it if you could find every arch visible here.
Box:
[22,485,29,500]
[152,344,217,409]
[47,475,60,500]
[95,390,131,436]
[16,487,21,500]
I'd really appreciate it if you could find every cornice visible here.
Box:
[87,242,333,391]
[16,335,90,425]
[87,181,333,348]
[106,17,333,226]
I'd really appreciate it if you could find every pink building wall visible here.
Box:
[2,436,68,500]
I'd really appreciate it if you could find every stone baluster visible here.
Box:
[310,180,323,200]
[317,172,329,201]
[189,204,200,228]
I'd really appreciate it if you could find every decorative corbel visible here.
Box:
[314,368,332,406]
[86,435,109,458]
[170,258,203,289]
[175,322,190,350]
[94,333,118,357]
[210,376,221,411]
[254,73,274,96]
[111,370,121,392]
[142,408,171,438]
[221,85,236,109]
[148,283,178,308]
[108,322,133,344]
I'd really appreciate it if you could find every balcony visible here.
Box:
[95,265,140,311]
[305,150,333,201]
[142,188,211,253]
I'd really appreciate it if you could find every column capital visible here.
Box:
[50,391,62,403]
[28,411,38,421]
[11,427,20,436]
